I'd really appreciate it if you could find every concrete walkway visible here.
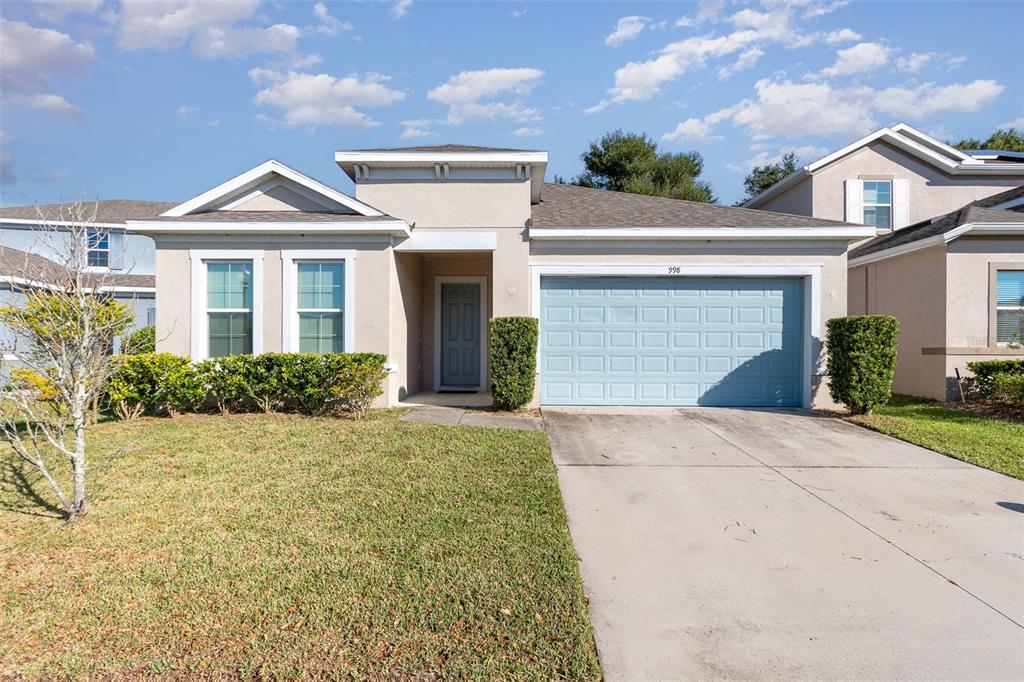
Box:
[399,405,544,431]
[546,406,1024,681]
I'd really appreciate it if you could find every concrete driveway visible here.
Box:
[545,407,1024,681]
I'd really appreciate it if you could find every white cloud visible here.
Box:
[31,0,103,21]
[312,2,352,35]
[605,16,649,46]
[717,47,764,79]
[0,19,93,117]
[824,28,861,44]
[208,118,220,127]
[514,126,545,137]
[820,41,890,77]
[662,117,716,142]
[896,52,932,74]
[177,104,198,119]
[675,16,694,28]
[801,0,849,18]
[874,79,1005,119]
[428,67,543,124]
[192,23,299,58]
[997,116,1024,130]
[118,0,260,50]
[727,144,828,173]
[696,0,725,23]
[589,5,807,111]
[391,0,412,19]
[7,93,82,118]
[250,69,406,129]
[399,119,435,138]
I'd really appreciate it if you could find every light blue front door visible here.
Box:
[540,277,804,406]
[440,282,482,388]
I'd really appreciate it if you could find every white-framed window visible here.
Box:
[87,229,109,268]
[996,270,1024,346]
[281,250,356,354]
[189,250,264,360]
[862,180,892,229]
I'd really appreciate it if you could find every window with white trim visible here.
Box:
[296,261,344,353]
[207,261,253,356]
[862,180,892,229]
[996,270,1024,346]
[87,229,109,267]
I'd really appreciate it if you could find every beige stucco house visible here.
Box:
[130,146,876,409]
[847,187,1024,400]
[744,123,1024,228]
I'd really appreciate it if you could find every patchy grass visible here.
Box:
[847,395,1024,480]
[1,411,600,679]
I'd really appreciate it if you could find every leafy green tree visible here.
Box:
[573,130,716,203]
[740,152,800,203]
[953,128,1024,152]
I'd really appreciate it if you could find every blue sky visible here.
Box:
[1,0,1022,207]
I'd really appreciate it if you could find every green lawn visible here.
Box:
[1,411,600,679]
[847,395,1024,480]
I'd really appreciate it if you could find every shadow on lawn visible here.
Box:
[0,458,67,519]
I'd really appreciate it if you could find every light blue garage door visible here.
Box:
[539,277,804,406]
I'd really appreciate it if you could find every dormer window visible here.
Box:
[862,181,892,229]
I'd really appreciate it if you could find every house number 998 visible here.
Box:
[668,266,681,274]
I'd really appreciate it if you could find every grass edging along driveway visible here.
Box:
[845,394,1024,480]
[1,410,601,680]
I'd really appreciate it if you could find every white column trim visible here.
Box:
[279,250,357,353]
[529,263,823,409]
[434,275,488,392]
[189,249,265,361]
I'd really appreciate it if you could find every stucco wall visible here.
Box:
[528,243,849,409]
[752,176,813,216]
[847,265,867,315]
[848,245,948,399]
[810,141,1021,224]
[391,252,423,401]
[355,180,532,228]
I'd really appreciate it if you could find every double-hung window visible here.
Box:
[862,180,892,229]
[297,261,344,353]
[87,229,110,268]
[207,261,253,356]
[996,270,1024,346]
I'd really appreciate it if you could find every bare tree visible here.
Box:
[0,202,134,522]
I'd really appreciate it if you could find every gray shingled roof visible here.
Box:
[145,211,400,222]
[530,183,855,228]
[0,246,154,289]
[350,144,537,153]
[850,189,1024,260]
[0,200,176,224]
[970,184,1024,208]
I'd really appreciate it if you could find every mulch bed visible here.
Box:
[941,399,1024,424]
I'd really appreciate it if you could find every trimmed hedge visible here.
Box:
[489,317,539,410]
[965,359,1024,398]
[122,325,156,355]
[993,373,1024,408]
[107,352,388,419]
[825,315,899,415]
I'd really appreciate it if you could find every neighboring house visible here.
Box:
[0,201,173,359]
[131,148,874,409]
[848,186,1024,400]
[744,123,1024,229]
[0,247,157,360]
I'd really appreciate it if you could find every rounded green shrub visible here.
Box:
[107,353,203,418]
[825,315,899,415]
[965,359,1024,398]
[489,317,539,411]
[122,325,156,355]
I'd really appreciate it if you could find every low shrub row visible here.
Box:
[107,352,388,419]
[965,359,1024,398]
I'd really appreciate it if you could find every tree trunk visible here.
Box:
[69,389,88,522]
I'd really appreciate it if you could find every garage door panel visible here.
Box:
[539,276,803,406]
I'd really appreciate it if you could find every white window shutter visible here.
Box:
[892,179,909,229]
[108,230,125,270]
[844,179,863,223]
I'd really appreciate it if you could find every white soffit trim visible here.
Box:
[0,218,128,229]
[335,150,549,166]
[847,222,1024,268]
[528,226,876,241]
[126,219,410,236]
[394,231,497,252]
[0,275,154,294]
[162,159,383,217]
